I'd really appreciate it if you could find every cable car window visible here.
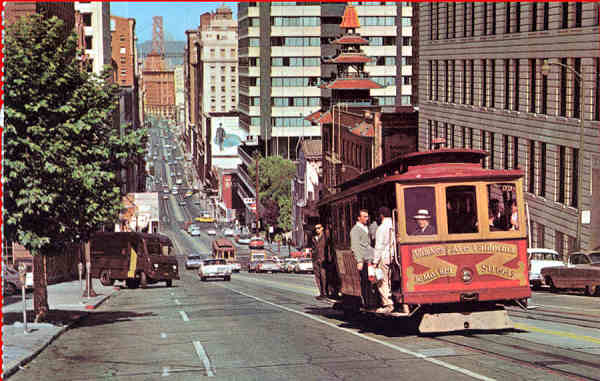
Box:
[446,185,479,234]
[487,183,518,231]
[404,187,437,236]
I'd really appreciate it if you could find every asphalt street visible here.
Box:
[9,124,600,381]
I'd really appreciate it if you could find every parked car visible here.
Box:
[13,258,33,290]
[3,265,22,296]
[541,251,600,296]
[282,258,299,273]
[256,260,281,273]
[294,258,314,274]
[198,259,231,281]
[223,228,235,237]
[185,254,205,269]
[207,228,217,236]
[527,248,564,290]
[229,262,242,273]
[236,233,251,245]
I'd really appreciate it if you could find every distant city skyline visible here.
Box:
[110,2,238,42]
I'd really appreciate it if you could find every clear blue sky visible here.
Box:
[110,2,238,42]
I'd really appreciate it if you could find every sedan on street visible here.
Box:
[207,228,217,236]
[256,260,282,273]
[185,254,206,269]
[223,228,235,237]
[294,259,314,274]
[198,259,231,281]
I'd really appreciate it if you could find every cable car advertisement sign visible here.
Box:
[401,240,529,300]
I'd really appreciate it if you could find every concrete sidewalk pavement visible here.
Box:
[2,279,118,379]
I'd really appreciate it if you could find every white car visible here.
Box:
[294,259,314,274]
[229,262,241,273]
[223,228,235,237]
[207,228,217,236]
[198,259,231,281]
[171,189,178,195]
[528,248,564,289]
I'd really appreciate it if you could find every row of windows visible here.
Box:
[370,76,396,86]
[350,2,399,6]
[427,58,600,121]
[273,117,312,127]
[430,3,598,41]
[271,37,321,47]
[272,77,319,87]
[373,96,396,106]
[357,16,398,26]
[427,121,578,208]
[272,16,320,27]
[271,57,320,67]
[365,36,396,46]
[272,97,321,107]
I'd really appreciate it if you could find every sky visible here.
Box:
[110,2,238,42]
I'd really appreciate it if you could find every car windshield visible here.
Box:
[589,253,600,263]
[529,252,560,261]
[204,259,226,265]
[188,255,202,260]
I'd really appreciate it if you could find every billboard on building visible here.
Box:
[212,118,247,158]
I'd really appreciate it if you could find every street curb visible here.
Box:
[1,290,117,379]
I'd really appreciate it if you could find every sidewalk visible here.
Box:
[2,279,118,379]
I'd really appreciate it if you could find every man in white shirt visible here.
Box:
[373,206,394,313]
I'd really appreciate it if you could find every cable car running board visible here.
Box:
[418,307,512,333]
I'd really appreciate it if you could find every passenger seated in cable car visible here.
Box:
[411,209,436,235]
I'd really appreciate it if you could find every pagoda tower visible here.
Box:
[321,4,382,109]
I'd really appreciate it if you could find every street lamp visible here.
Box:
[541,59,585,249]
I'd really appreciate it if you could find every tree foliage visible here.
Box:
[3,15,146,256]
[247,154,295,231]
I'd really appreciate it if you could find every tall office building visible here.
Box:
[75,2,111,75]
[418,3,600,253]
[237,2,409,161]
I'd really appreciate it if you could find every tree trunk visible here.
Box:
[82,240,98,297]
[33,254,49,322]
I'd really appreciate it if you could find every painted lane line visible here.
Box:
[161,332,167,339]
[221,285,495,381]
[174,299,181,305]
[162,367,170,377]
[179,310,190,322]
[514,323,600,345]
[193,341,215,377]
[531,303,600,314]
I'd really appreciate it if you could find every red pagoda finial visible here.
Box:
[340,4,360,29]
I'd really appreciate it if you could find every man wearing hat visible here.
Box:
[412,209,436,235]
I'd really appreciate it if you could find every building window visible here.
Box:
[558,145,566,204]
[445,3,450,39]
[562,2,569,29]
[515,2,521,32]
[529,140,535,193]
[531,2,537,32]
[444,61,449,102]
[428,61,433,100]
[513,136,519,169]
[491,59,496,108]
[471,2,475,36]
[463,3,468,38]
[503,135,509,169]
[492,3,497,35]
[489,132,495,169]
[596,58,600,121]
[504,59,510,110]
[539,142,546,197]
[505,2,511,33]
[482,59,487,107]
[469,60,474,105]
[573,58,581,119]
[483,3,488,35]
[452,3,456,38]
[542,61,548,114]
[481,130,487,168]
[434,60,439,101]
[530,59,536,113]
[451,60,456,103]
[428,120,433,150]
[555,231,564,258]
[430,4,434,40]
[571,148,578,208]
[83,13,92,27]
[462,60,467,104]
[435,4,439,40]
[85,35,93,49]
[560,58,567,117]
[514,59,520,111]
[450,124,455,147]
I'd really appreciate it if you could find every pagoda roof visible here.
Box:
[340,5,360,29]
[321,78,383,90]
[332,35,369,45]
[305,110,323,123]
[330,54,371,64]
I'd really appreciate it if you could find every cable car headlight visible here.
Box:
[461,268,473,283]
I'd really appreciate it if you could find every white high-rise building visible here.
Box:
[75,2,111,75]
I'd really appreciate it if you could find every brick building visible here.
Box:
[4,2,75,31]
[143,52,176,120]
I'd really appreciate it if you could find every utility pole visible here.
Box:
[255,155,260,234]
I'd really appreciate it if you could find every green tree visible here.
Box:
[3,15,146,319]
[248,154,295,231]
